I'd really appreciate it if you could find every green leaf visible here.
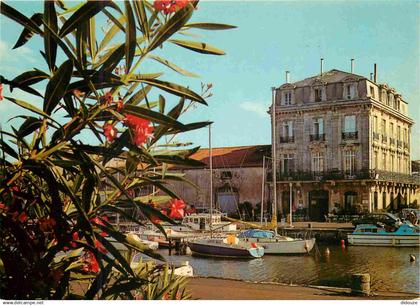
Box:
[158,95,165,113]
[147,4,194,52]
[13,13,43,49]
[4,97,51,120]
[0,2,43,35]
[123,104,184,128]
[17,117,42,138]
[88,17,97,60]
[82,176,95,213]
[102,279,145,298]
[59,1,113,37]
[11,70,49,88]
[97,44,125,75]
[184,22,237,30]
[167,121,212,134]
[139,79,206,105]
[66,74,124,93]
[124,1,136,74]
[149,55,198,78]
[44,60,73,114]
[126,85,151,106]
[133,0,149,40]
[44,1,58,71]
[169,39,226,55]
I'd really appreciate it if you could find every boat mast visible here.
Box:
[209,123,213,238]
[260,155,265,226]
[271,87,277,228]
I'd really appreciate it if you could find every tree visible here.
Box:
[0,0,234,299]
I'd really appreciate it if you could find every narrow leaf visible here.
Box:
[139,78,206,105]
[44,60,73,114]
[184,22,237,30]
[123,105,184,127]
[44,1,58,71]
[124,1,136,74]
[13,13,43,49]
[0,2,43,35]
[149,55,198,77]
[169,39,225,55]
[133,0,149,40]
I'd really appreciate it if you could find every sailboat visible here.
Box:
[233,87,316,254]
[188,124,265,259]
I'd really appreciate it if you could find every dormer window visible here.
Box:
[282,91,293,105]
[314,88,323,102]
[346,84,352,99]
[370,86,375,99]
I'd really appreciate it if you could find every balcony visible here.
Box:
[266,169,420,184]
[390,138,395,145]
[381,134,388,143]
[397,140,403,148]
[342,131,358,140]
[280,136,294,143]
[373,132,380,141]
[309,133,325,142]
[403,142,409,150]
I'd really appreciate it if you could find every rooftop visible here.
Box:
[282,69,366,88]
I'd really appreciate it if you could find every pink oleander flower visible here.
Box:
[168,198,186,219]
[153,0,190,14]
[124,114,154,146]
[0,83,3,101]
[103,123,118,142]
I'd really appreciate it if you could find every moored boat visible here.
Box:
[237,229,316,254]
[188,236,264,258]
[347,222,420,247]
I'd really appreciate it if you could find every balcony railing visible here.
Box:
[403,142,409,150]
[279,136,294,143]
[309,133,325,141]
[266,169,420,184]
[381,134,388,143]
[390,138,395,145]
[373,132,380,141]
[397,140,403,148]
[342,131,358,140]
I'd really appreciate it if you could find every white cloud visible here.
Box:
[0,40,37,73]
[239,101,269,117]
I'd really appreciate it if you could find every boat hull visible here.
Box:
[189,240,264,258]
[347,234,420,247]
[240,238,316,254]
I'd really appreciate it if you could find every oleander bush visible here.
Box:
[0,0,234,299]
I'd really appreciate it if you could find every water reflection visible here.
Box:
[159,245,420,293]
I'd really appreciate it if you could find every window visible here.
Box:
[373,151,378,170]
[403,128,407,143]
[381,119,386,135]
[397,156,401,172]
[282,121,293,137]
[346,84,352,99]
[312,152,324,172]
[397,126,401,140]
[313,117,324,135]
[390,153,395,172]
[221,171,232,179]
[344,150,356,175]
[382,153,386,170]
[373,116,378,133]
[314,88,323,102]
[390,122,394,138]
[344,115,356,132]
[370,86,375,98]
[282,154,295,174]
[283,91,292,105]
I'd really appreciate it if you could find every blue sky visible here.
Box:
[1,0,419,158]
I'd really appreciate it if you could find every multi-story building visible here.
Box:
[270,68,420,221]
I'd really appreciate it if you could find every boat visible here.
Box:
[187,125,264,259]
[170,211,237,233]
[347,222,420,247]
[237,229,316,254]
[189,236,264,258]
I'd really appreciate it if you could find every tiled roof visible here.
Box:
[186,145,271,169]
[284,69,366,88]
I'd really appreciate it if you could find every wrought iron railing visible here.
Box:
[279,136,294,143]
[309,133,325,141]
[389,137,395,145]
[403,142,409,150]
[381,134,387,143]
[342,131,358,140]
[266,169,420,184]
[397,140,403,148]
[373,132,380,141]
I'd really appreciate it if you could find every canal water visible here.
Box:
[160,245,420,293]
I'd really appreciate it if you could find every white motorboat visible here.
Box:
[170,211,237,233]
[347,222,420,247]
[237,229,316,254]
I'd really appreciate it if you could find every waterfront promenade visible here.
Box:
[187,277,420,300]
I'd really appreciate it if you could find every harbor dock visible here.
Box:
[186,277,419,300]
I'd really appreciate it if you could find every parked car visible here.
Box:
[352,212,401,227]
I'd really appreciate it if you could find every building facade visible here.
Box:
[271,69,420,221]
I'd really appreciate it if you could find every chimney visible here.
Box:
[374,63,377,83]
[370,73,373,81]
[285,71,290,83]
[351,59,355,73]
[320,58,324,75]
